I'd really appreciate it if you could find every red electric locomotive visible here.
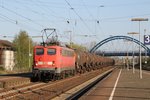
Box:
[32,28,115,81]
[32,45,75,81]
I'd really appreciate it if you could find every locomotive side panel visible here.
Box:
[59,47,75,72]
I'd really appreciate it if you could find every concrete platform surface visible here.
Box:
[79,68,150,100]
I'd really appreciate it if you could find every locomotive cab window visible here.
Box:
[36,48,44,55]
[47,48,56,55]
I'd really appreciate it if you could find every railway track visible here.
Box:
[53,67,113,100]
[0,66,114,100]
[0,82,46,99]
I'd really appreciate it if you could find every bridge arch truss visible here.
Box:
[90,35,150,53]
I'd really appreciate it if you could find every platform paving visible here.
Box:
[79,67,150,100]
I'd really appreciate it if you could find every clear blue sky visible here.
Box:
[0,0,150,47]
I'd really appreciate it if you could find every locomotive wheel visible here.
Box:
[42,73,50,83]
[72,70,75,76]
[32,74,39,82]
[65,71,70,78]
[51,74,56,81]
[54,74,61,80]
[61,71,65,79]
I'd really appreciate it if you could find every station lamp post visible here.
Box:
[131,18,148,79]
[127,32,139,73]
[124,39,130,71]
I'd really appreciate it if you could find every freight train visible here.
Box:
[32,44,115,81]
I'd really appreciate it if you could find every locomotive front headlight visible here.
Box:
[47,61,55,66]
[38,61,43,65]
[48,61,53,65]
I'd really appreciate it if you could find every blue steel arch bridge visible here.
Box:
[90,35,150,56]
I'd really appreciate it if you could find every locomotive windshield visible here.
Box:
[47,48,56,55]
[36,48,44,55]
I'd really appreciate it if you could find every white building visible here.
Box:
[0,40,15,71]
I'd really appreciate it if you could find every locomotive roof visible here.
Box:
[34,45,74,50]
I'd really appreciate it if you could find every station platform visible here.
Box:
[79,67,150,100]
